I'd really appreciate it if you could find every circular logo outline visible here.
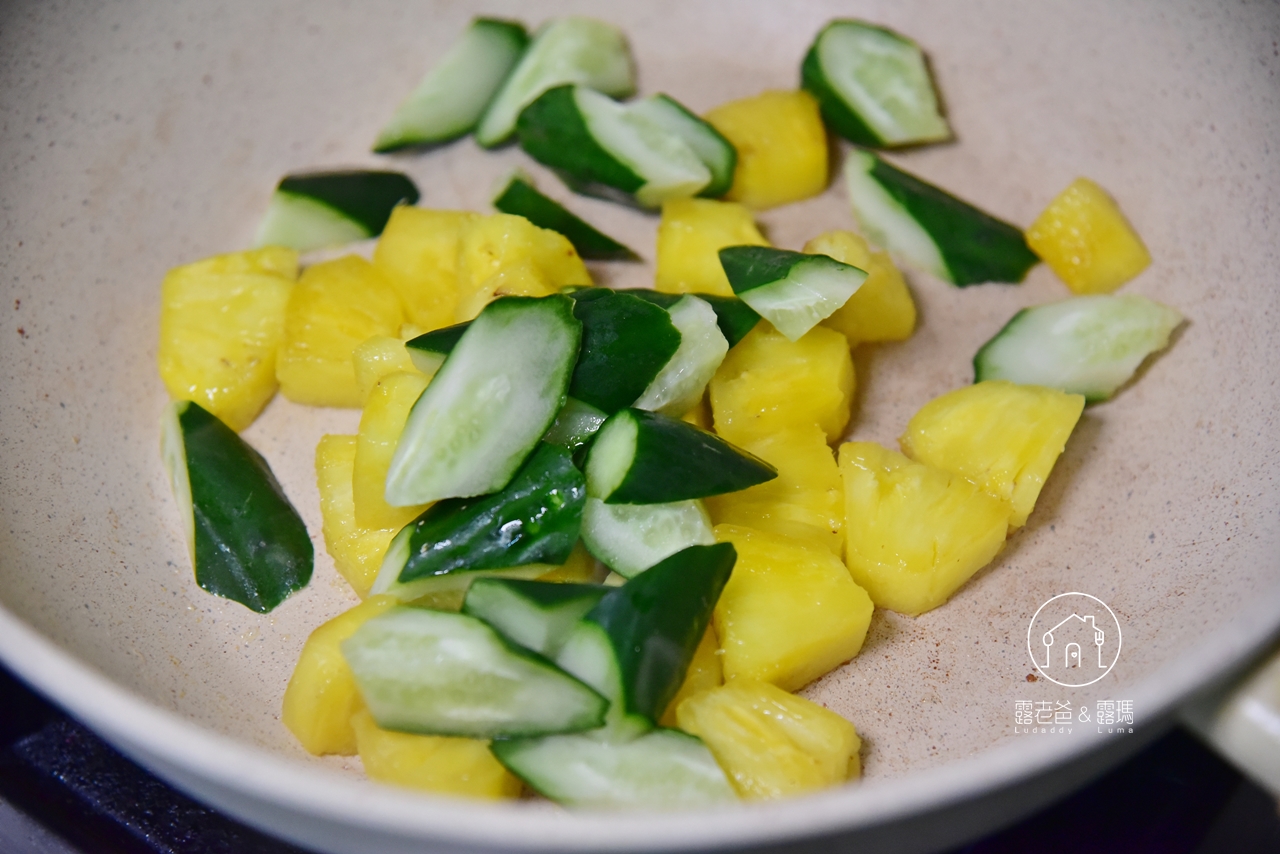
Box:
[1026,592,1122,688]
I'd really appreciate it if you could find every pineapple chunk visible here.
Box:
[900,381,1085,528]
[709,323,855,445]
[704,90,828,210]
[660,626,723,728]
[354,371,431,530]
[1026,177,1151,294]
[712,525,873,691]
[351,709,521,799]
[454,214,591,322]
[805,230,916,344]
[838,442,1012,615]
[654,198,769,297]
[676,679,860,799]
[680,393,713,430]
[157,246,298,431]
[315,435,396,598]
[532,541,605,584]
[706,426,844,556]
[276,255,404,408]
[373,207,477,331]
[352,333,425,402]
[281,595,398,755]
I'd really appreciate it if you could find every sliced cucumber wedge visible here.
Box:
[581,497,715,579]
[844,149,1038,286]
[973,294,1184,402]
[626,289,761,347]
[462,578,608,658]
[253,170,419,253]
[719,246,868,341]
[517,85,711,209]
[569,289,682,414]
[161,401,312,613]
[493,171,637,261]
[385,295,581,506]
[586,408,776,504]
[491,728,736,808]
[632,295,729,416]
[404,321,470,374]
[475,16,635,148]
[342,607,607,738]
[371,527,549,604]
[627,94,737,198]
[373,18,529,152]
[543,397,608,452]
[802,19,950,147]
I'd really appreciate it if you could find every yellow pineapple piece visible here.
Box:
[373,207,477,330]
[354,371,431,530]
[680,392,713,430]
[712,525,873,691]
[706,426,843,556]
[1026,177,1151,294]
[533,541,605,584]
[804,230,916,344]
[838,442,1012,615]
[676,679,860,799]
[157,246,298,431]
[281,595,398,755]
[704,90,828,210]
[315,435,396,598]
[900,381,1085,528]
[660,626,723,728]
[654,198,769,297]
[352,333,425,402]
[454,214,591,321]
[276,255,404,408]
[351,709,521,799]
[709,323,855,445]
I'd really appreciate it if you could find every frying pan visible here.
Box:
[1,1,1277,852]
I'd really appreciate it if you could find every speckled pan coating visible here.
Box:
[0,2,1277,853]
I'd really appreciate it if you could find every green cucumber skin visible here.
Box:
[623,289,760,348]
[493,176,638,261]
[404,320,470,366]
[569,290,682,414]
[517,85,646,199]
[593,409,777,504]
[467,578,609,612]
[275,171,419,237]
[865,154,1038,286]
[394,443,586,586]
[801,44,885,147]
[717,246,816,294]
[174,402,312,613]
[463,578,609,657]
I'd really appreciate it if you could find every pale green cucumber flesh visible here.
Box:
[253,192,370,253]
[633,296,729,416]
[463,578,608,658]
[627,94,737,198]
[544,397,609,451]
[580,497,715,578]
[719,246,868,342]
[843,150,949,280]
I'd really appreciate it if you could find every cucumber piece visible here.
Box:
[973,294,1184,402]
[625,289,761,348]
[342,607,608,738]
[463,578,608,658]
[543,397,608,452]
[160,401,312,613]
[385,295,581,506]
[491,728,736,808]
[719,246,868,341]
[516,85,711,209]
[569,289,682,414]
[586,408,776,504]
[253,170,419,252]
[844,149,1038,286]
[404,321,470,374]
[475,17,635,148]
[493,171,638,261]
[555,542,736,734]
[370,525,549,604]
[632,296,729,416]
[627,94,737,198]
[373,18,529,152]
[581,497,715,579]
[801,20,950,147]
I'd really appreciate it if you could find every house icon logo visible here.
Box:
[1027,592,1122,687]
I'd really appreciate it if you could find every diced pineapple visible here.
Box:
[533,541,605,584]
[654,198,769,297]
[900,381,1085,528]
[704,90,828,210]
[706,426,844,556]
[315,435,396,598]
[712,525,873,691]
[281,595,398,755]
[352,333,425,402]
[838,442,1012,615]
[350,709,521,799]
[660,626,723,728]
[1026,177,1151,294]
[676,679,860,799]
[276,255,404,408]
[373,207,477,330]
[709,323,855,445]
[354,371,431,530]
[157,246,298,431]
[804,230,916,344]
[680,393,713,430]
[454,214,591,322]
